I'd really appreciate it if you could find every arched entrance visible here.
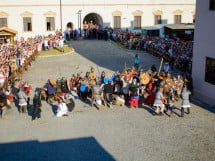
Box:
[83,13,103,27]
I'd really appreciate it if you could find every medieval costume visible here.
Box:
[121,76,130,105]
[43,79,56,103]
[32,91,42,122]
[79,79,88,102]
[153,88,166,115]
[129,78,139,108]
[103,81,114,108]
[91,84,104,110]
[181,86,191,117]
[18,88,28,113]
[56,97,68,117]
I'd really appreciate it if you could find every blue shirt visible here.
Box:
[44,83,55,95]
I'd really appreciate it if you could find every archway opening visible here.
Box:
[83,13,103,28]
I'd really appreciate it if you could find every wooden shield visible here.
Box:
[140,72,150,85]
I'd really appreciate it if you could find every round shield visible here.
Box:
[140,72,150,85]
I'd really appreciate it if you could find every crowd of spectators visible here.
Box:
[0,29,64,87]
[0,29,65,119]
[110,30,193,74]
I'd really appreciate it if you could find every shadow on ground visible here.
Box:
[190,96,215,114]
[0,137,115,161]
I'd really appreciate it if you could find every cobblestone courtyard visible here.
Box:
[0,40,215,161]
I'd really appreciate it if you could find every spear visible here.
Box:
[158,57,164,74]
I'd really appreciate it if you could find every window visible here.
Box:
[0,18,7,27]
[114,16,121,29]
[134,16,141,29]
[46,17,55,31]
[174,15,181,24]
[205,57,215,85]
[154,15,162,25]
[23,17,32,31]
[210,0,215,10]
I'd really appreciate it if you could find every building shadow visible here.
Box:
[190,96,215,114]
[0,137,116,161]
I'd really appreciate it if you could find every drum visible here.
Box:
[140,72,150,85]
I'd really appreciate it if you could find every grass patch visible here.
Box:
[39,45,73,56]
[116,42,128,49]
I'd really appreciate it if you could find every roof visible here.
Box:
[165,24,194,30]
[0,27,18,34]
[142,24,165,30]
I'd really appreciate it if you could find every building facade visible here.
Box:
[0,0,195,39]
[192,0,215,106]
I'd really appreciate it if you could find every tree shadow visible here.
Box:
[0,137,116,161]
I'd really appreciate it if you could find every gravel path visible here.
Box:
[0,40,214,161]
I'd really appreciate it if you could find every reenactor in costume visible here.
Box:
[17,87,28,113]
[91,82,105,110]
[88,67,96,86]
[79,78,89,102]
[153,87,166,115]
[32,91,42,122]
[129,77,140,108]
[173,75,184,101]
[181,86,191,117]
[43,79,56,103]
[103,80,114,108]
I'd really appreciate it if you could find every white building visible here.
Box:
[192,0,215,106]
[0,0,195,38]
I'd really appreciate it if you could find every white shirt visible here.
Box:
[56,102,68,117]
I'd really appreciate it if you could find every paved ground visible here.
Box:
[0,40,215,161]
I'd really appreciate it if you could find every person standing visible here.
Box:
[181,86,191,117]
[103,80,114,108]
[163,62,170,74]
[129,78,139,108]
[134,54,140,70]
[153,87,166,115]
[32,91,42,122]
[18,87,28,113]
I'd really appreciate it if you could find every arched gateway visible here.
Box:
[83,13,103,27]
